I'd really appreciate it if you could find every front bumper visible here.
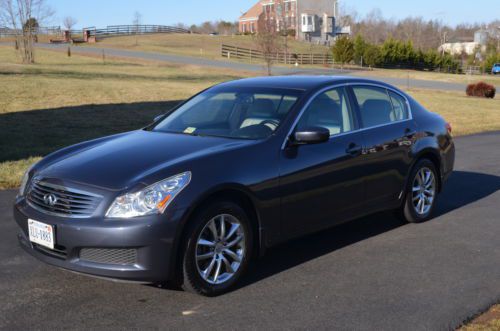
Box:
[14,197,186,282]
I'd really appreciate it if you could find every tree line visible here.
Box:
[333,33,500,73]
[339,7,499,51]
[333,35,461,72]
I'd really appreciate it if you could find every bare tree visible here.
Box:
[0,0,54,63]
[63,16,76,31]
[132,10,141,45]
[255,17,280,75]
[63,16,77,38]
[276,0,291,64]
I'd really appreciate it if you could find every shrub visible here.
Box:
[466,82,496,99]
[332,36,354,66]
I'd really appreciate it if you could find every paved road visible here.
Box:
[0,41,473,92]
[1,132,499,330]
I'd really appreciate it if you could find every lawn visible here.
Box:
[0,46,254,189]
[0,45,499,189]
[406,89,500,136]
[461,305,500,331]
[359,68,500,88]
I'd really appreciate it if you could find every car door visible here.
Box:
[279,86,367,238]
[349,85,417,210]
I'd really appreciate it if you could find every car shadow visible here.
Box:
[233,170,500,290]
[0,101,182,163]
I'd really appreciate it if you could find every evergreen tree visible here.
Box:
[332,36,354,67]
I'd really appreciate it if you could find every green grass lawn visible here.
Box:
[0,45,499,189]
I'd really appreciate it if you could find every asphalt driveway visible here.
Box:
[0,132,499,330]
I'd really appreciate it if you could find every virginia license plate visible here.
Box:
[28,219,55,249]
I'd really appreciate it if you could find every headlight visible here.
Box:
[18,163,37,197]
[106,172,191,218]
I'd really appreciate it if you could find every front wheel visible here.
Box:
[401,159,439,223]
[181,200,253,296]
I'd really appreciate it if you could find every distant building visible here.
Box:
[239,2,262,34]
[438,28,496,56]
[438,42,483,56]
[238,0,350,43]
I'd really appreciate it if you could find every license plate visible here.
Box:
[28,219,55,250]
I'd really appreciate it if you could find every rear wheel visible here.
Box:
[181,200,253,296]
[401,159,438,223]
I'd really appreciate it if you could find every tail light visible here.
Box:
[445,122,452,134]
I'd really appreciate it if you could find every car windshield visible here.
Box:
[152,88,302,139]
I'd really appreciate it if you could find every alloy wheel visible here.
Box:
[195,214,245,285]
[412,167,436,215]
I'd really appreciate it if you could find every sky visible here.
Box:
[45,0,499,29]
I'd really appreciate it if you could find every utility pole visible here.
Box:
[441,31,447,56]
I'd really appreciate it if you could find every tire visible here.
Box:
[181,200,253,296]
[401,159,439,223]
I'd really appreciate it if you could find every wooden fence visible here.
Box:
[221,44,333,65]
[0,26,61,37]
[85,25,190,39]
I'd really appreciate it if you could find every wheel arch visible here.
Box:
[411,149,443,192]
[168,185,263,281]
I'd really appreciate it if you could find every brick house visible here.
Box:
[238,2,263,34]
[239,0,349,43]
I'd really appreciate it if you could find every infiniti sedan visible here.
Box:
[14,76,455,296]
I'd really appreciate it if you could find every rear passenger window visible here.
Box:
[352,86,407,128]
[388,91,409,121]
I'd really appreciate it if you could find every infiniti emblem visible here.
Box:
[43,193,58,206]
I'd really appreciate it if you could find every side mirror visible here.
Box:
[292,127,330,145]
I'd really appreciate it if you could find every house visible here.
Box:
[238,0,349,43]
[239,2,263,34]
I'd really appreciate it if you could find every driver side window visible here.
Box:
[297,87,355,136]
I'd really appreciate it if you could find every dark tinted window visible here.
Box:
[352,86,407,128]
[388,91,409,121]
[297,87,355,136]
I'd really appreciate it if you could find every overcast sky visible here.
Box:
[45,0,499,28]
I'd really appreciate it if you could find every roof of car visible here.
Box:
[214,75,396,92]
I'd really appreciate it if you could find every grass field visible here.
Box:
[0,45,499,189]
[359,68,500,87]
[461,305,500,331]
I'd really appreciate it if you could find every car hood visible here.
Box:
[37,130,255,191]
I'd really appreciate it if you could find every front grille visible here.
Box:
[27,180,102,218]
[80,248,138,266]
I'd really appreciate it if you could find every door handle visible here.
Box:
[346,143,362,156]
